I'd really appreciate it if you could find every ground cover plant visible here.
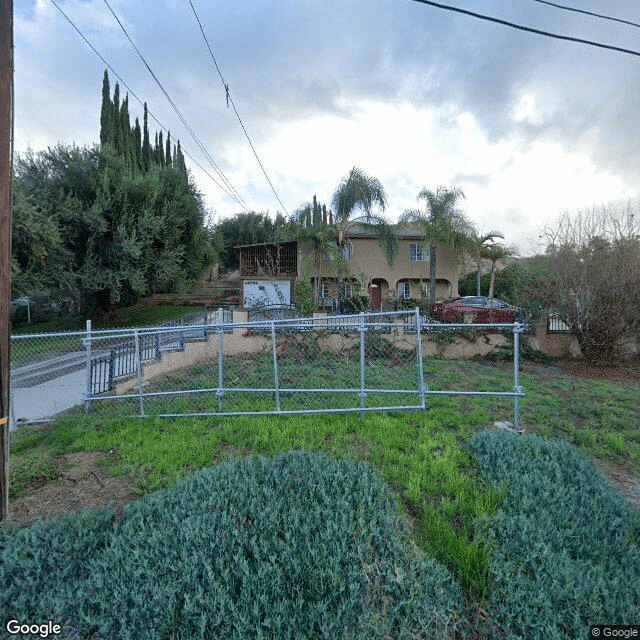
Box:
[469,429,640,638]
[4,357,639,638]
[2,452,464,639]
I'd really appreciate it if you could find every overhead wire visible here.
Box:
[187,0,289,215]
[531,0,640,30]
[409,0,640,58]
[50,0,249,210]
[101,0,250,211]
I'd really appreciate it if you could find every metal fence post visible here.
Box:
[415,307,426,409]
[134,330,145,416]
[203,308,209,338]
[83,320,92,412]
[216,307,224,413]
[271,322,281,412]
[513,322,523,431]
[359,312,367,416]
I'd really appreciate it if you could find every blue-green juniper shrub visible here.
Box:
[469,429,640,640]
[1,451,464,639]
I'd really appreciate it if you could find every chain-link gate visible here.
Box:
[10,310,525,428]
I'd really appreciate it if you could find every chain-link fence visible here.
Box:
[10,310,525,428]
[9,308,233,428]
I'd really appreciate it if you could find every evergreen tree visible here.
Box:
[119,94,131,162]
[99,69,112,147]
[158,131,165,166]
[112,83,121,153]
[165,131,172,168]
[176,140,186,175]
[133,117,142,173]
[142,103,152,173]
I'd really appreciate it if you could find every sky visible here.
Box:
[13,0,640,256]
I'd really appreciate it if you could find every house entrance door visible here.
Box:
[371,285,381,309]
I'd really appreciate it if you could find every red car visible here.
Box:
[432,296,517,323]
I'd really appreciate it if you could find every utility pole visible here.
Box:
[0,0,13,521]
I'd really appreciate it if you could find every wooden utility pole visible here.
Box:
[0,0,13,521]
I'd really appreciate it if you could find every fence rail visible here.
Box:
[10,310,525,429]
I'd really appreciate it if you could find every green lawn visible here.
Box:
[4,357,639,638]
[11,304,203,334]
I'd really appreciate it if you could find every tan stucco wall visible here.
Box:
[303,237,459,299]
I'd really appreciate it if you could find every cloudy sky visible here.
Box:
[14,0,640,255]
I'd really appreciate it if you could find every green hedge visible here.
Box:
[469,430,640,639]
[1,451,463,639]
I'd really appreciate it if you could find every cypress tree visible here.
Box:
[112,83,121,154]
[120,94,132,163]
[100,69,112,147]
[158,131,165,166]
[165,131,172,168]
[142,104,152,172]
[176,140,186,175]
[133,117,142,173]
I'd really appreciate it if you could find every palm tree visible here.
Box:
[474,230,505,295]
[283,197,337,307]
[484,242,518,299]
[400,186,476,300]
[331,167,398,265]
[330,167,398,307]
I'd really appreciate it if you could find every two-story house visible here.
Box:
[236,227,459,310]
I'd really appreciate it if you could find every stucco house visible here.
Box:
[236,227,460,310]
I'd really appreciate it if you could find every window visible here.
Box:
[323,242,337,261]
[410,243,430,261]
[342,282,353,298]
[321,280,331,299]
[342,243,352,260]
[399,282,411,299]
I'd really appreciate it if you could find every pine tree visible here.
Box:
[100,69,112,146]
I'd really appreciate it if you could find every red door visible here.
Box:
[371,285,382,309]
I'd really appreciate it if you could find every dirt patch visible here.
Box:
[593,460,640,510]
[3,451,138,528]
[554,358,640,385]
[502,357,640,387]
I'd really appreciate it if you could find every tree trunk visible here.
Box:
[488,262,497,299]
[429,245,437,300]
[476,261,482,296]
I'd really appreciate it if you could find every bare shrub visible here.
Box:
[533,203,640,363]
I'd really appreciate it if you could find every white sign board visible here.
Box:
[243,280,291,307]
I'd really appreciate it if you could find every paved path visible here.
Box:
[10,368,86,430]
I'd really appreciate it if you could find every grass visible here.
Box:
[5,356,640,636]
[11,304,203,334]
[10,304,204,364]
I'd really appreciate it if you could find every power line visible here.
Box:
[101,0,250,211]
[50,0,249,211]
[410,0,640,58]
[531,0,640,30]
[187,0,289,215]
